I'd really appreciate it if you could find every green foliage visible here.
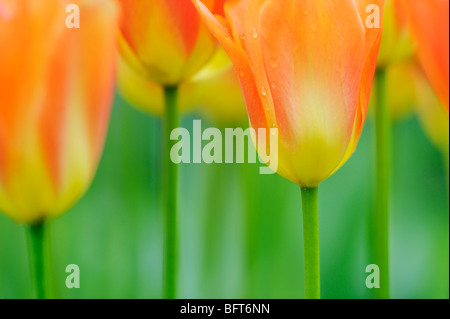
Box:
[0,94,448,299]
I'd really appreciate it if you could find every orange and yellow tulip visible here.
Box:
[193,0,384,187]
[0,0,119,223]
[118,0,226,86]
[403,0,449,112]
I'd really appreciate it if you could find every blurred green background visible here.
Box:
[0,92,448,299]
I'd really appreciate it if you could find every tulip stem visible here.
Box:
[26,221,50,299]
[372,68,390,299]
[163,86,179,299]
[300,186,320,299]
[443,147,449,194]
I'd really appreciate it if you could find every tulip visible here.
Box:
[118,0,230,299]
[193,0,384,298]
[0,0,118,298]
[193,0,383,187]
[373,0,416,299]
[118,0,226,86]
[403,0,449,112]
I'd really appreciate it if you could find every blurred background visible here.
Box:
[0,90,448,299]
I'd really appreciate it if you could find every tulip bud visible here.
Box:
[193,0,384,186]
[118,0,226,86]
[0,0,119,223]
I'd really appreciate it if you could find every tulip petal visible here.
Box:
[193,0,269,131]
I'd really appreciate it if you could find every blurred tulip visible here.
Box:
[193,0,384,187]
[118,0,226,86]
[118,0,236,299]
[377,0,415,67]
[370,60,417,120]
[412,67,449,154]
[403,0,449,112]
[0,0,119,224]
[118,48,247,125]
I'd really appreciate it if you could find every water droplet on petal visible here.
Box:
[253,28,258,38]
[261,85,267,96]
[240,32,246,40]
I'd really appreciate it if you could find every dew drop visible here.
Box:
[261,85,267,96]
[240,32,246,40]
[253,28,258,38]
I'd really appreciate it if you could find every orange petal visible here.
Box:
[192,0,268,131]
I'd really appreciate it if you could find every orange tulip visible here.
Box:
[404,0,449,112]
[193,0,384,187]
[0,0,119,223]
[118,0,227,86]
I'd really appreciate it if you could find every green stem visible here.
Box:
[300,186,320,299]
[443,146,449,195]
[202,163,225,297]
[372,68,390,299]
[26,221,50,299]
[163,86,179,299]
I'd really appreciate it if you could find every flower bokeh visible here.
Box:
[0,0,118,223]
